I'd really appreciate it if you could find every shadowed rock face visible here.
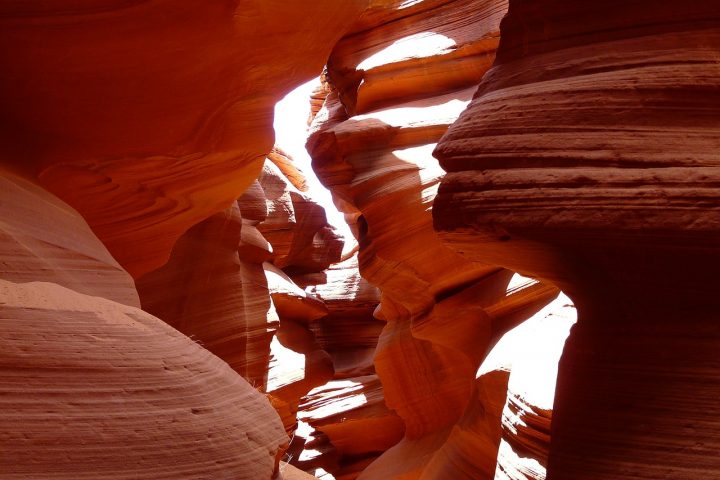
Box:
[434,1,720,478]
[0,0,368,278]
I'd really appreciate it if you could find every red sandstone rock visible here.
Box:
[265,263,335,433]
[269,147,310,193]
[434,1,720,478]
[0,1,369,278]
[297,255,383,378]
[0,278,287,479]
[328,0,506,115]
[0,170,139,307]
[280,462,321,480]
[258,161,344,273]
[300,376,405,459]
[294,375,404,479]
[288,255,389,477]
[307,1,569,477]
[137,203,277,386]
[358,369,510,480]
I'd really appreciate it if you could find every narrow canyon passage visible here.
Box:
[0,1,717,480]
[271,76,578,479]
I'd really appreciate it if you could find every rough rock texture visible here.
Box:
[0,278,287,479]
[434,1,720,478]
[307,1,567,477]
[0,0,369,278]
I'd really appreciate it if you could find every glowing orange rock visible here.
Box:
[0,1,369,278]
[258,161,343,273]
[307,1,565,477]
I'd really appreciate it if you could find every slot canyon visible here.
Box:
[0,1,717,479]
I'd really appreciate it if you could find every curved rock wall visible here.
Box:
[0,279,287,480]
[307,1,565,477]
[0,0,368,278]
[0,3,372,477]
[434,1,720,478]
[0,169,139,307]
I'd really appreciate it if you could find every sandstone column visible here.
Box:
[434,1,720,478]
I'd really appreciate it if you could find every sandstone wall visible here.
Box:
[307,1,565,477]
[0,0,369,278]
[0,3,372,477]
[434,1,720,478]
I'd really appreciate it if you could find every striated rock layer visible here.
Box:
[0,169,138,307]
[0,165,290,478]
[137,156,344,434]
[434,1,720,478]
[137,202,276,386]
[0,278,287,479]
[0,0,369,278]
[307,1,567,477]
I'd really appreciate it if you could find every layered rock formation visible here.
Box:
[4,0,713,478]
[434,1,720,478]
[306,1,569,477]
[0,183,287,479]
[1,3,372,477]
[0,170,138,307]
[0,0,369,278]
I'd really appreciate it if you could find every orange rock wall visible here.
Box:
[0,183,288,478]
[0,0,369,278]
[307,1,565,477]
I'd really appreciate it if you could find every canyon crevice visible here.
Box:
[1,1,717,479]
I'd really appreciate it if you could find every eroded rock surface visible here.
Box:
[0,170,139,307]
[0,0,368,278]
[306,1,565,477]
[434,1,720,478]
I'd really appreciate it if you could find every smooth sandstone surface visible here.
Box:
[137,203,276,386]
[0,170,139,307]
[0,0,368,278]
[0,279,287,479]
